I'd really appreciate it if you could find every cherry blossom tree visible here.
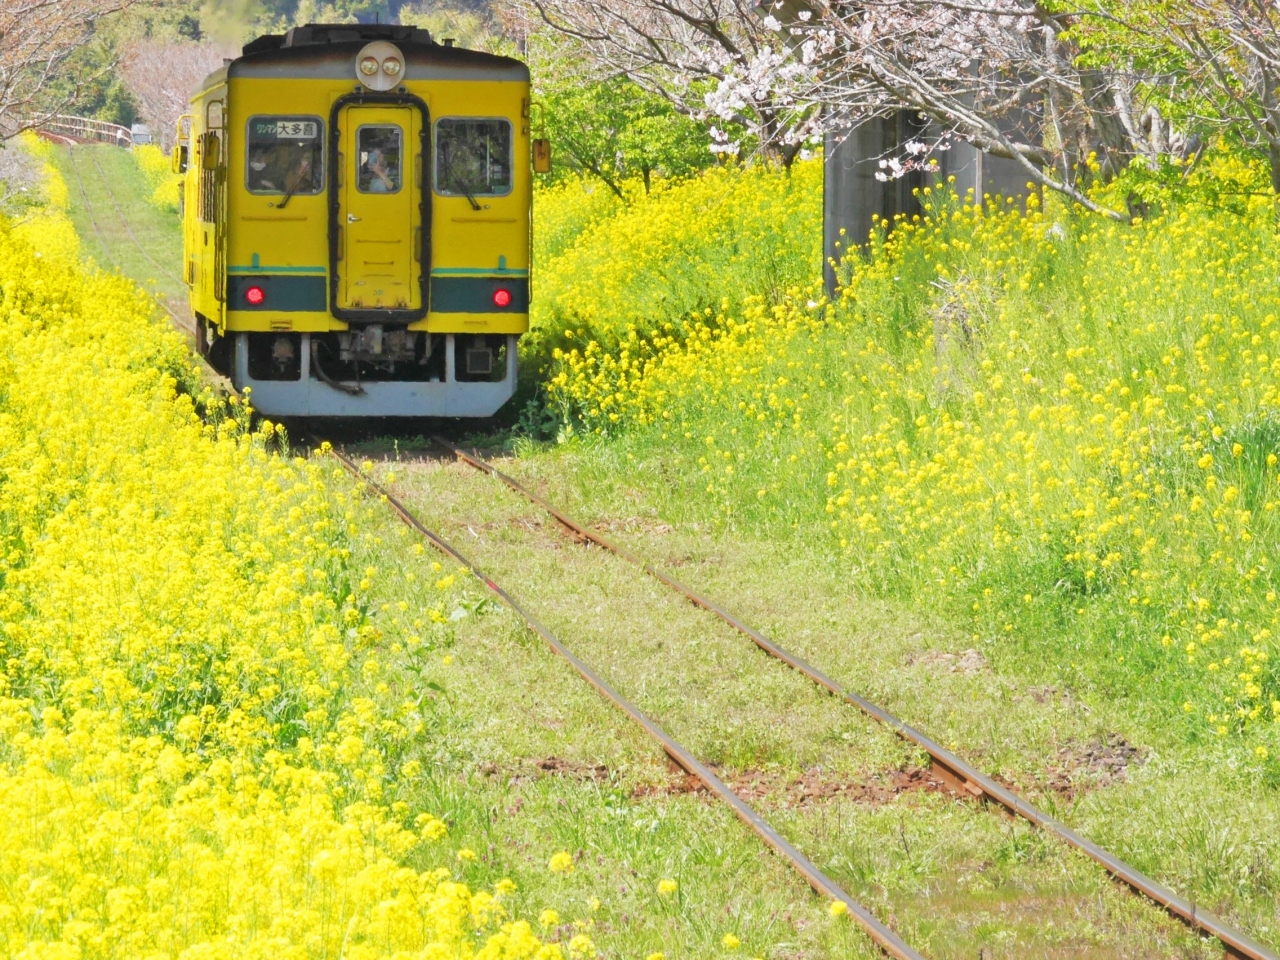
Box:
[510,0,823,166]
[791,0,1191,219]
[0,0,132,140]
[120,41,237,150]
[517,0,1280,217]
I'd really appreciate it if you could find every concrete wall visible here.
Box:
[823,112,1032,296]
[940,140,1032,208]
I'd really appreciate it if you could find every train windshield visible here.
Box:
[245,116,324,195]
[357,125,402,193]
[435,118,512,198]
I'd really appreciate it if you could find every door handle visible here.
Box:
[347,213,362,222]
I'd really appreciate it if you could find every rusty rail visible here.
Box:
[435,438,1278,960]
[323,443,925,960]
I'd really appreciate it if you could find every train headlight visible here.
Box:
[245,285,266,305]
[492,288,512,308]
[355,41,405,91]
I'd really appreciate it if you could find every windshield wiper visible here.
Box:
[442,153,482,210]
[452,173,481,211]
[275,178,303,210]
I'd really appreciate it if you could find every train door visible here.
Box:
[336,105,422,311]
[195,96,227,331]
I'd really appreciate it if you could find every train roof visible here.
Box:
[197,23,528,95]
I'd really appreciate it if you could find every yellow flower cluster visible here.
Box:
[544,178,1280,763]
[533,177,627,265]
[547,294,825,438]
[528,162,821,369]
[130,142,183,212]
[14,133,81,261]
[0,184,562,955]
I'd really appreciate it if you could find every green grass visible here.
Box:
[335,444,1228,959]
[48,143,186,318]
[482,439,1280,940]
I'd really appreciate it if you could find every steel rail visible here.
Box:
[323,443,925,960]
[436,438,1277,960]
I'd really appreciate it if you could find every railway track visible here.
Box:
[82,146,184,288]
[324,439,1277,960]
[323,441,923,960]
[61,141,195,337]
[431,439,1275,960]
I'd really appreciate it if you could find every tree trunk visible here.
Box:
[1078,68,1132,178]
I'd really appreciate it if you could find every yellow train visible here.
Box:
[176,23,546,417]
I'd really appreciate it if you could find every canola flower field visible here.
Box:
[537,162,1280,772]
[0,144,571,959]
[13,130,1280,954]
[524,163,821,374]
[131,144,184,213]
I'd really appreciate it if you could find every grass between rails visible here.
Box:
[43,140,188,316]
[347,444,1225,959]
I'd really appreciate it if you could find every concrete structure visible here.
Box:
[823,112,1031,295]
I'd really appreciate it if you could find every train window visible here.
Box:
[245,115,323,196]
[357,125,402,193]
[435,118,512,198]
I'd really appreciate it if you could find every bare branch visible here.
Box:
[0,0,132,140]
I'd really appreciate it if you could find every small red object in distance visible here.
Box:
[245,286,266,305]
[492,288,512,308]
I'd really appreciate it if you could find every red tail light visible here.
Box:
[492,288,512,308]
[245,285,265,305]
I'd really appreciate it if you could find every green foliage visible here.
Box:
[1094,145,1276,220]
[526,32,719,197]
[398,3,506,50]
[536,74,715,197]
[38,34,139,128]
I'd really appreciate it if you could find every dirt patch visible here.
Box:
[465,514,546,535]
[439,447,512,467]
[590,516,674,536]
[479,755,613,785]
[665,553,721,568]
[634,764,957,807]
[1041,735,1144,799]
[906,648,989,674]
[1012,686,1090,714]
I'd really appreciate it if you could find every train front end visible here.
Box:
[181,23,532,418]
